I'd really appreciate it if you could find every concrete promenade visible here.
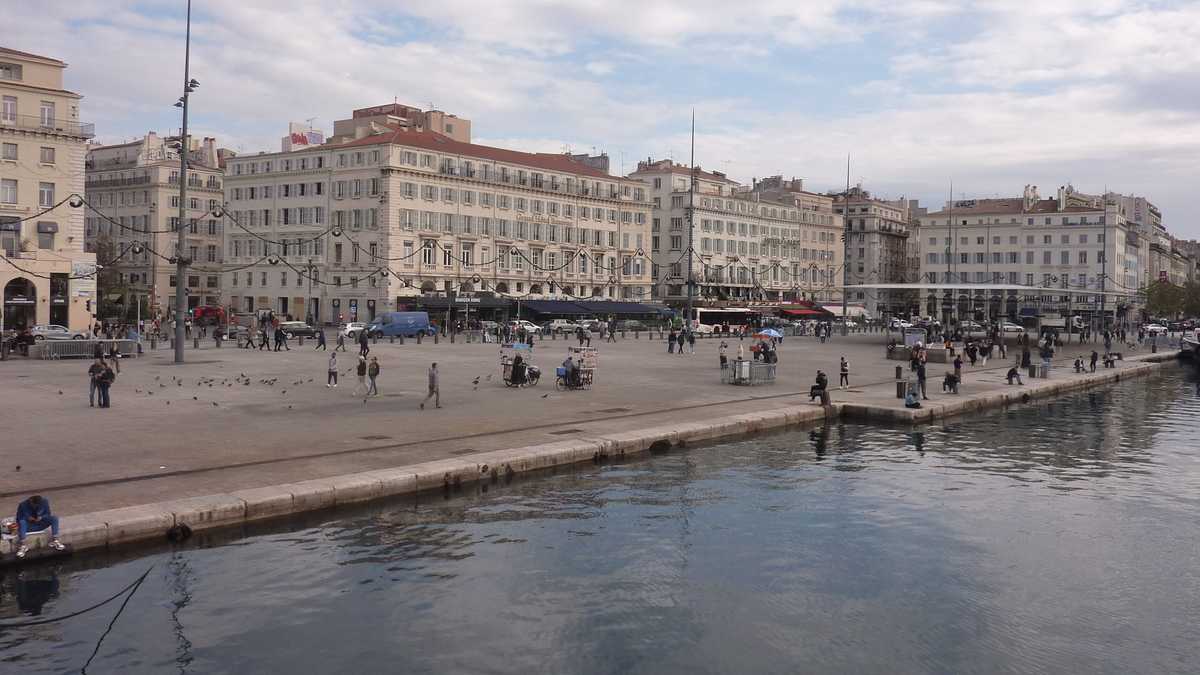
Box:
[0,330,1176,555]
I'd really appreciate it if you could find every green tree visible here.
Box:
[1144,280,1184,318]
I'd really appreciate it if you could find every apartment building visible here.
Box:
[917,184,1138,324]
[629,162,842,305]
[327,103,471,144]
[85,133,230,316]
[0,46,95,331]
[222,115,652,323]
[833,186,913,317]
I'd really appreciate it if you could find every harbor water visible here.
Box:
[3,368,1199,674]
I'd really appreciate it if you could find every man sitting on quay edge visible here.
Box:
[15,495,66,558]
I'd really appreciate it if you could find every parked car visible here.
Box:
[615,320,650,332]
[889,318,912,330]
[999,322,1025,334]
[341,322,371,340]
[368,312,437,338]
[958,321,988,338]
[509,320,542,335]
[583,319,604,332]
[31,324,88,340]
[279,321,319,338]
[546,319,584,334]
[1145,323,1168,336]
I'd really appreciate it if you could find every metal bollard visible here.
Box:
[895,365,903,380]
[373,335,378,345]
[298,336,304,346]
[399,334,405,345]
[635,330,640,339]
[389,336,394,344]
[434,332,439,344]
[150,337,157,350]
[450,331,455,344]
[193,336,199,349]
[621,330,626,339]
[417,332,422,344]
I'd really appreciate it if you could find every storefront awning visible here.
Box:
[781,308,828,317]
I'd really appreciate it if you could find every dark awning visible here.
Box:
[521,300,591,315]
[575,301,669,316]
[413,295,512,310]
[37,221,59,233]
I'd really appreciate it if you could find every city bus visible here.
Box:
[691,307,761,333]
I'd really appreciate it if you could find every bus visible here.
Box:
[691,307,761,333]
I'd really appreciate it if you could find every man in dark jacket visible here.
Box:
[15,495,66,558]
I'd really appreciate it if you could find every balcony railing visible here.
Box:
[87,176,151,188]
[0,114,95,138]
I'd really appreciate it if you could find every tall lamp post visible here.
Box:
[172,0,198,363]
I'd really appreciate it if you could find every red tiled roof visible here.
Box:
[331,127,618,180]
[0,46,65,64]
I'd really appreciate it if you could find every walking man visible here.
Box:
[336,331,347,352]
[420,362,441,409]
[719,341,728,370]
[88,357,105,407]
[353,355,368,396]
[97,359,115,408]
[606,320,617,343]
[839,356,849,388]
[358,329,370,357]
[687,330,696,354]
[916,360,928,400]
[315,328,327,351]
[258,328,269,350]
[327,352,339,387]
[367,357,380,396]
[1090,350,1099,373]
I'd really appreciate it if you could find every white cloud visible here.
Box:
[4,0,1200,235]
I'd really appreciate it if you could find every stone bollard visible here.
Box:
[450,331,455,344]
[390,336,395,344]
[298,336,304,346]
[373,335,379,345]
[150,337,157,350]
[434,332,439,344]
[399,334,405,345]
[552,331,556,340]
[193,336,200,349]
[417,332,423,344]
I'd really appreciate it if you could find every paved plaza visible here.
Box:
[1,330,1159,515]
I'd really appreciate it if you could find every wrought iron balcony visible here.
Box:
[0,114,95,138]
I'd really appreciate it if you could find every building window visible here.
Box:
[1,143,16,160]
[0,96,15,123]
[38,182,54,207]
[39,101,55,126]
[39,147,55,164]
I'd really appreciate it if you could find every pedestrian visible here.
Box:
[676,330,686,356]
[13,495,66,559]
[1006,366,1023,385]
[687,330,696,354]
[999,340,1007,360]
[316,328,327,351]
[916,360,928,400]
[606,320,617,343]
[97,359,115,408]
[258,328,269,350]
[367,356,380,396]
[336,331,347,352]
[953,354,963,382]
[273,326,287,351]
[359,330,370,357]
[839,356,849,388]
[353,355,368,396]
[719,341,728,370]
[420,362,441,409]
[1090,350,1098,373]
[88,357,105,407]
[668,328,676,353]
[327,352,339,387]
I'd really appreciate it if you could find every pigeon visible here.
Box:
[282,390,287,395]
[166,401,171,405]
[472,377,480,385]
[542,393,549,398]
[288,405,293,409]
[154,375,160,380]
[193,396,198,400]
[58,390,63,395]
[212,401,218,407]
[14,465,20,472]
[485,374,493,381]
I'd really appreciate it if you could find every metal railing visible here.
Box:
[721,359,776,386]
[30,339,138,360]
[0,114,95,138]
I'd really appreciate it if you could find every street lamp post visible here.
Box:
[172,0,198,364]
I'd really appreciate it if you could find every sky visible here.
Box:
[8,0,1200,235]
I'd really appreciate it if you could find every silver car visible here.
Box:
[31,324,88,340]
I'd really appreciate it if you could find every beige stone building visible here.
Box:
[0,46,95,332]
[85,133,230,317]
[832,186,913,317]
[917,185,1139,325]
[628,162,842,305]
[222,111,652,323]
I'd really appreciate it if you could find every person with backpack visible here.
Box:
[367,357,381,396]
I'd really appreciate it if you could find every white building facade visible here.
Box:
[222,125,652,323]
